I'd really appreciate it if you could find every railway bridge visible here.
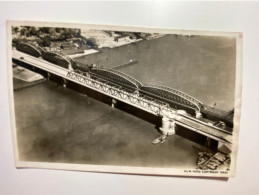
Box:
[12,49,233,154]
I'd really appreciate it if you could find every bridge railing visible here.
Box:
[145,84,203,111]
[19,42,43,55]
[46,51,74,67]
[92,67,143,88]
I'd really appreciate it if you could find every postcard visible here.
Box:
[7,21,242,177]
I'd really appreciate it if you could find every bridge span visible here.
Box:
[12,49,233,154]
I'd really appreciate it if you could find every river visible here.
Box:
[75,34,236,111]
[14,79,205,168]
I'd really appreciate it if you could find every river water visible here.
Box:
[14,34,236,169]
[14,80,205,168]
[75,34,236,111]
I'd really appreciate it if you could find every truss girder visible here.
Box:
[141,85,202,111]
[91,67,142,89]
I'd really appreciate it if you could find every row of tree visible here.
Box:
[12,26,81,39]
[12,26,85,47]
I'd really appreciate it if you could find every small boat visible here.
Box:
[152,136,167,144]
[152,137,162,144]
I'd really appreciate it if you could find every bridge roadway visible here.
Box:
[12,50,232,150]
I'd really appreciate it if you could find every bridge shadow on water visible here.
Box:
[111,99,218,152]
[65,78,218,151]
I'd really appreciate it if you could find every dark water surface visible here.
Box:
[15,80,206,168]
[75,35,236,111]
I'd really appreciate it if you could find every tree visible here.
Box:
[41,36,51,47]
[76,29,81,37]
[63,28,71,39]
[85,37,98,48]
[20,27,27,36]
[12,27,19,34]
[49,28,56,36]
[12,38,20,47]
[55,28,62,33]
[36,39,44,47]
[39,27,51,34]
[30,27,38,36]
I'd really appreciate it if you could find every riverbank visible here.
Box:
[13,65,44,82]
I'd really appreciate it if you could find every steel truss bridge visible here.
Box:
[12,49,233,153]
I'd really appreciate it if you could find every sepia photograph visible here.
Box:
[7,21,242,177]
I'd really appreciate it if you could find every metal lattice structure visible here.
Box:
[47,51,76,66]
[66,70,168,114]
[16,42,45,57]
[91,67,143,89]
[141,84,203,111]
[21,42,45,54]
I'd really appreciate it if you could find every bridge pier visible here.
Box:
[111,98,117,109]
[217,135,232,154]
[195,110,202,119]
[153,116,176,144]
[160,116,176,136]
[63,78,67,88]
[68,64,73,71]
[47,72,51,80]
